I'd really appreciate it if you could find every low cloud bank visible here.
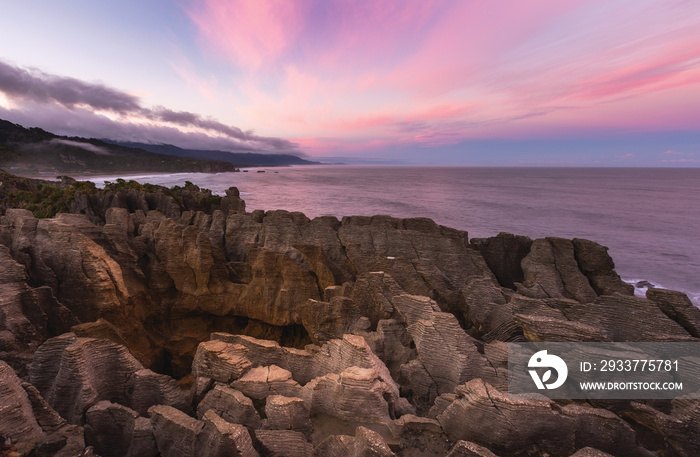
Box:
[0,60,300,154]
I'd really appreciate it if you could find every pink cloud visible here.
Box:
[185,0,306,70]
[183,1,700,155]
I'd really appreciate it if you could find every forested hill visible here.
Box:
[108,140,319,167]
[0,119,237,174]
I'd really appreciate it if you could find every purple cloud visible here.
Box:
[0,60,299,153]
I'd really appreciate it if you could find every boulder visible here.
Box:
[231,365,304,400]
[446,440,499,457]
[436,379,648,457]
[197,385,261,429]
[84,401,157,457]
[192,340,252,383]
[264,395,312,435]
[646,288,700,338]
[313,426,395,457]
[199,410,259,457]
[253,429,313,457]
[149,405,204,457]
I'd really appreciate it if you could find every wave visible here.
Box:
[623,278,700,308]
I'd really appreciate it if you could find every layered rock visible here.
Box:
[518,237,598,302]
[28,333,187,424]
[196,385,261,429]
[84,401,157,457]
[0,360,94,456]
[1,173,698,456]
[253,429,312,457]
[314,426,395,457]
[264,395,312,435]
[149,405,259,457]
[436,379,651,457]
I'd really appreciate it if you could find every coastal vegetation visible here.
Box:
[0,170,227,219]
[0,119,237,174]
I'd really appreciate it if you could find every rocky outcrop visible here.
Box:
[646,288,700,338]
[84,401,157,457]
[198,410,259,457]
[264,395,312,435]
[571,238,634,296]
[436,379,651,457]
[314,426,395,457]
[197,385,261,429]
[253,429,312,457]
[149,405,204,457]
[626,399,700,457]
[0,360,94,456]
[1,173,698,456]
[471,232,533,290]
[518,237,598,302]
[28,333,186,424]
[446,440,499,457]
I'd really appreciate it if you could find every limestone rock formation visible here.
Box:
[627,399,700,457]
[84,401,157,457]
[149,405,204,457]
[264,395,312,435]
[305,366,394,423]
[197,385,261,429]
[192,340,253,383]
[0,360,94,456]
[127,369,190,416]
[446,440,500,457]
[29,333,187,425]
[646,288,700,337]
[436,379,650,457]
[518,237,598,303]
[0,360,45,452]
[253,429,313,457]
[471,232,533,290]
[1,173,697,456]
[313,426,395,457]
[198,410,259,457]
[231,365,304,401]
[571,238,634,296]
[29,333,143,424]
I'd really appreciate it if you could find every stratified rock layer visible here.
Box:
[1,174,698,456]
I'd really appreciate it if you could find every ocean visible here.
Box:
[79,166,700,305]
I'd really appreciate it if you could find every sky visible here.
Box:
[1,0,700,166]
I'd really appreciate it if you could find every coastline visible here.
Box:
[69,166,700,307]
[1,172,699,455]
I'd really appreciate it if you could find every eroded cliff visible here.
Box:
[1,174,699,456]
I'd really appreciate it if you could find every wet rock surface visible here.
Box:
[0,174,698,456]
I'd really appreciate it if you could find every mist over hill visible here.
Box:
[0,119,318,176]
[0,119,239,174]
[107,140,320,167]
